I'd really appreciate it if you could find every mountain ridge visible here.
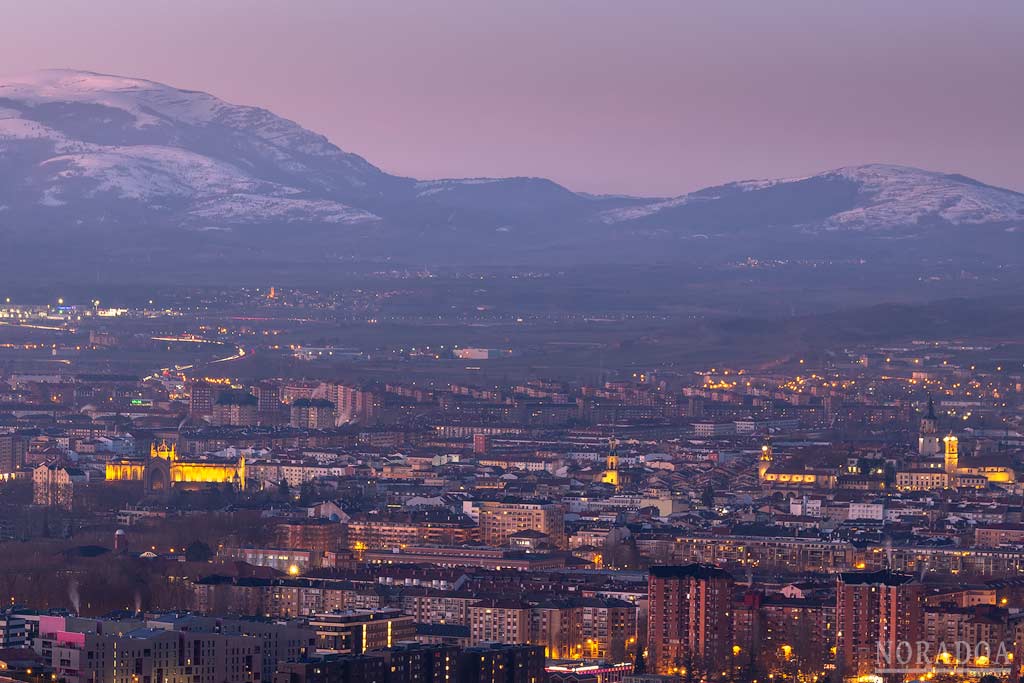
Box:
[1,69,1022,268]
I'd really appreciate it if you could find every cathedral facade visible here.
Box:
[105,441,246,493]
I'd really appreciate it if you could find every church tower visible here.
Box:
[943,434,959,474]
[758,440,773,481]
[918,396,942,457]
[601,437,620,490]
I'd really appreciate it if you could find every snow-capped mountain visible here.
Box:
[0,69,1022,267]
[820,165,1024,229]
[600,164,1024,233]
[0,69,389,227]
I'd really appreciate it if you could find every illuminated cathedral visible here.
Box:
[105,441,246,494]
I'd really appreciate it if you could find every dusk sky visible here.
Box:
[3,0,1022,196]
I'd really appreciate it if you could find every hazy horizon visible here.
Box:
[3,0,1022,196]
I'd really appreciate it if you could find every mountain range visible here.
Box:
[1,69,1022,269]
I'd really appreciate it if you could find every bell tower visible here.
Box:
[918,396,942,456]
[943,434,959,474]
[758,440,773,480]
[601,437,620,490]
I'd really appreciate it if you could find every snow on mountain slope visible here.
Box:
[599,194,704,223]
[190,194,379,225]
[0,69,1022,260]
[0,69,383,225]
[0,70,353,160]
[40,146,262,200]
[823,164,1024,229]
[0,109,94,153]
[600,164,1024,231]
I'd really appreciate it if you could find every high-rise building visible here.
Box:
[0,432,27,475]
[378,642,459,683]
[39,623,262,683]
[255,381,282,411]
[647,564,734,676]
[273,644,463,683]
[346,510,477,551]
[276,519,342,553]
[291,398,337,429]
[143,614,316,678]
[309,609,416,655]
[282,381,321,405]
[455,643,546,683]
[478,500,566,549]
[212,391,260,426]
[577,597,637,663]
[274,656,386,683]
[0,615,27,648]
[255,381,285,424]
[732,591,835,676]
[189,380,217,417]
[526,597,637,662]
[330,384,382,426]
[836,570,924,679]
[921,603,1013,671]
[468,599,532,645]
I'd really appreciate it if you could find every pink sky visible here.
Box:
[2,0,1022,196]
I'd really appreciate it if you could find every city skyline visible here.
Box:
[2,5,1023,683]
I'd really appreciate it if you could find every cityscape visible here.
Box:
[1,3,1023,683]
[0,282,1021,683]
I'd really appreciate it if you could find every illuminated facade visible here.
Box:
[758,439,839,491]
[758,441,773,480]
[948,431,1014,485]
[901,404,1014,490]
[600,438,620,490]
[897,433,1015,490]
[943,434,959,473]
[760,470,832,488]
[894,469,949,491]
[760,465,836,492]
[105,441,246,493]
